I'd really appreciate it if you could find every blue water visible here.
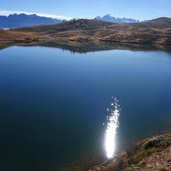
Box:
[0,46,171,171]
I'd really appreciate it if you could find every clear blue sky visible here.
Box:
[0,0,171,20]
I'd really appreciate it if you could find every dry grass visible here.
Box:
[89,134,171,171]
[0,17,171,48]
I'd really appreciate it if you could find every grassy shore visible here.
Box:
[0,18,171,52]
[89,133,171,171]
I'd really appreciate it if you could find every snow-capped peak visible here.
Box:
[0,10,72,20]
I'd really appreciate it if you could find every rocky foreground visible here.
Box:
[89,134,171,171]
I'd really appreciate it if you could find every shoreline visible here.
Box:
[0,41,171,54]
[0,17,171,53]
[89,133,171,171]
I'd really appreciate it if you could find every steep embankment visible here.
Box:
[89,134,171,171]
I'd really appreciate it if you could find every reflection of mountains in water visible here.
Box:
[42,42,171,54]
[1,41,171,54]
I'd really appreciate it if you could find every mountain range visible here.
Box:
[0,13,64,29]
[95,14,139,23]
[0,17,171,52]
[0,13,139,29]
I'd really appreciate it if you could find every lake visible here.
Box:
[0,46,171,171]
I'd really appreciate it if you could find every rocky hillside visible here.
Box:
[0,17,171,49]
[15,17,171,46]
[89,134,171,171]
[15,19,113,33]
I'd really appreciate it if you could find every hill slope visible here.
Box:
[0,18,171,49]
[89,134,171,171]
[15,19,113,32]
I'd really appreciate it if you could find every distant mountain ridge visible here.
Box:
[0,12,140,29]
[0,13,140,29]
[95,14,139,23]
[0,13,64,29]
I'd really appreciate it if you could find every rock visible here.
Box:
[89,133,171,171]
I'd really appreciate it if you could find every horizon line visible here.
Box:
[0,10,73,20]
[0,10,170,21]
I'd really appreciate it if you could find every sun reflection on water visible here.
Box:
[105,97,120,159]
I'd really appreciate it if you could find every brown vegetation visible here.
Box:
[89,134,171,171]
[0,17,171,50]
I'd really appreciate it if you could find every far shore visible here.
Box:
[0,17,171,53]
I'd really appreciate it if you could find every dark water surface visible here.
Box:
[0,46,171,171]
